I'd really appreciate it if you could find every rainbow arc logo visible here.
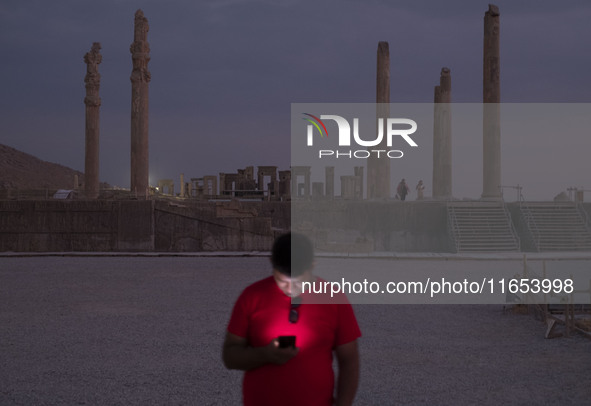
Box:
[302,113,328,146]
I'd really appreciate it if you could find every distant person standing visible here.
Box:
[415,180,425,200]
[396,179,410,201]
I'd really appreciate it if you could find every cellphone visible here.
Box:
[278,335,296,349]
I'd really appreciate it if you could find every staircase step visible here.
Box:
[449,203,520,253]
[519,202,591,252]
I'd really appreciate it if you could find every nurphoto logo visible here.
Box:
[303,113,418,159]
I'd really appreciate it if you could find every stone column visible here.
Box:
[203,175,218,196]
[432,67,452,199]
[304,168,311,198]
[278,170,291,199]
[180,173,185,197]
[482,4,502,199]
[325,166,334,199]
[354,166,364,198]
[367,41,391,199]
[83,42,102,199]
[291,166,311,198]
[130,10,151,198]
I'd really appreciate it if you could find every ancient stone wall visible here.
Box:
[153,200,280,251]
[292,200,451,252]
[0,200,153,251]
[8,200,583,253]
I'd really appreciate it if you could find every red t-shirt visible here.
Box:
[227,276,361,406]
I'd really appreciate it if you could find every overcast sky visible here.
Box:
[1,0,590,200]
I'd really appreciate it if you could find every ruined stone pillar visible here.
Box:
[354,166,364,198]
[203,175,217,196]
[291,171,298,197]
[325,166,334,199]
[180,173,185,197]
[291,166,311,198]
[432,67,452,199]
[367,41,391,199]
[304,168,311,198]
[130,10,151,198]
[83,42,102,199]
[482,4,502,199]
[278,170,291,199]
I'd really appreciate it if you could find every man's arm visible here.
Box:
[335,339,359,406]
[222,332,298,371]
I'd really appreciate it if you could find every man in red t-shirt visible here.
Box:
[223,233,361,406]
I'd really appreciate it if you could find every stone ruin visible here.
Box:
[154,164,368,201]
[82,5,504,204]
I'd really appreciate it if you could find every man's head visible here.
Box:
[271,232,314,297]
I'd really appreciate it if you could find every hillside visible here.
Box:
[0,144,85,190]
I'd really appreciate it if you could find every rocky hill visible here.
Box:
[0,144,85,190]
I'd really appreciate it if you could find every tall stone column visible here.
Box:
[482,4,502,199]
[432,67,452,199]
[83,42,102,199]
[367,41,391,199]
[325,166,334,199]
[130,9,151,198]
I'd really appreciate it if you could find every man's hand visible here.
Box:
[262,338,299,365]
[222,333,298,371]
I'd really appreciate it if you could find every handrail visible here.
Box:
[576,202,591,235]
[502,203,521,251]
[518,191,540,252]
[499,184,523,202]
[446,203,460,252]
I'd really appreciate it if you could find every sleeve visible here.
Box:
[334,302,362,347]
[226,289,250,338]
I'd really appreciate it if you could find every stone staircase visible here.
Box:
[447,201,520,252]
[519,202,591,251]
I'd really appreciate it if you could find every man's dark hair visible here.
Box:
[271,232,314,277]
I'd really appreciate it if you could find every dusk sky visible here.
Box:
[1,0,590,200]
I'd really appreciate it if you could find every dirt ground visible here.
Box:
[1,256,590,405]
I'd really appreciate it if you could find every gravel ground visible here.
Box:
[1,256,590,405]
